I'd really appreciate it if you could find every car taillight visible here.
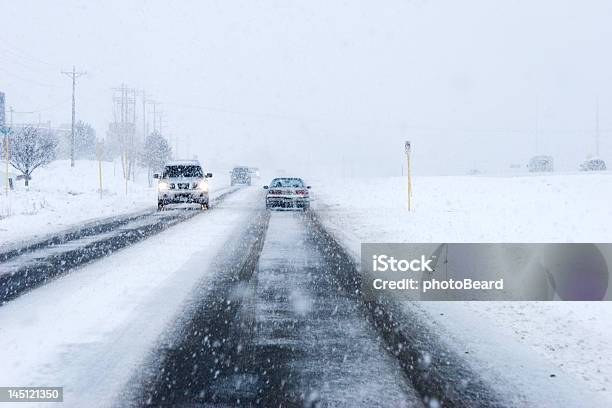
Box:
[296,189,308,195]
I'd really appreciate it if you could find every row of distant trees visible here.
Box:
[1,122,172,187]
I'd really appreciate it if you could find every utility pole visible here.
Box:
[158,111,164,135]
[62,66,87,167]
[142,90,147,142]
[131,88,137,181]
[112,84,136,191]
[153,103,157,133]
[148,100,158,133]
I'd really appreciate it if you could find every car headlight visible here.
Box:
[197,181,209,192]
[158,181,170,191]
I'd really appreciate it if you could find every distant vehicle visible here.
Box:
[528,155,554,172]
[579,157,607,171]
[264,177,311,210]
[230,166,252,186]
[154,160,213,210]
[248,167,260,179]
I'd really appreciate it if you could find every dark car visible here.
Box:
[264,177,311,210]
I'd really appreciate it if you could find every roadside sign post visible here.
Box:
[96,141,104,199]
[405,141,412,211]
[123,149,128,196]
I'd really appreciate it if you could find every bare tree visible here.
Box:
[140,131,172,186]
[5,126,58,186]
[74,121,96,159]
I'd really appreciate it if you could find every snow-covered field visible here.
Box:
[313,173,611,244]
[0,187,261,407]
[0,160,155,248]
[0,160,227,249]
[313,173,612,406]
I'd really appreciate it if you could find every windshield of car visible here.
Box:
[270,178,304,188]
[233,168,249,175]
[163,165,203,178]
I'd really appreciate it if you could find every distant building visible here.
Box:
[0,91,5,129]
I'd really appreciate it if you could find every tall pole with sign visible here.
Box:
[405,141,412,211]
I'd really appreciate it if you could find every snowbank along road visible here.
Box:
[0,187,238,304]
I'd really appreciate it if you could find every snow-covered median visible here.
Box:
[313,173,612,406]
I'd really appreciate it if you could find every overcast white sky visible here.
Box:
[1,0,612,175]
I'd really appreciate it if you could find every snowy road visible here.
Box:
[132,211,424,407]
[2,187,506,407]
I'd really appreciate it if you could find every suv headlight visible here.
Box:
[197,180,209,192]
[158,181,170,191]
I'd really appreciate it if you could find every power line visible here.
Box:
[0,36,58,68]
[29,99,72,113]
[163,101,315,123]
[9,99,72,115]
[0,66,61,88]
[111,84,138,185]
[0,45,58,75]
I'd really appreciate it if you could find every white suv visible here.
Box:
[154,160,213,210]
